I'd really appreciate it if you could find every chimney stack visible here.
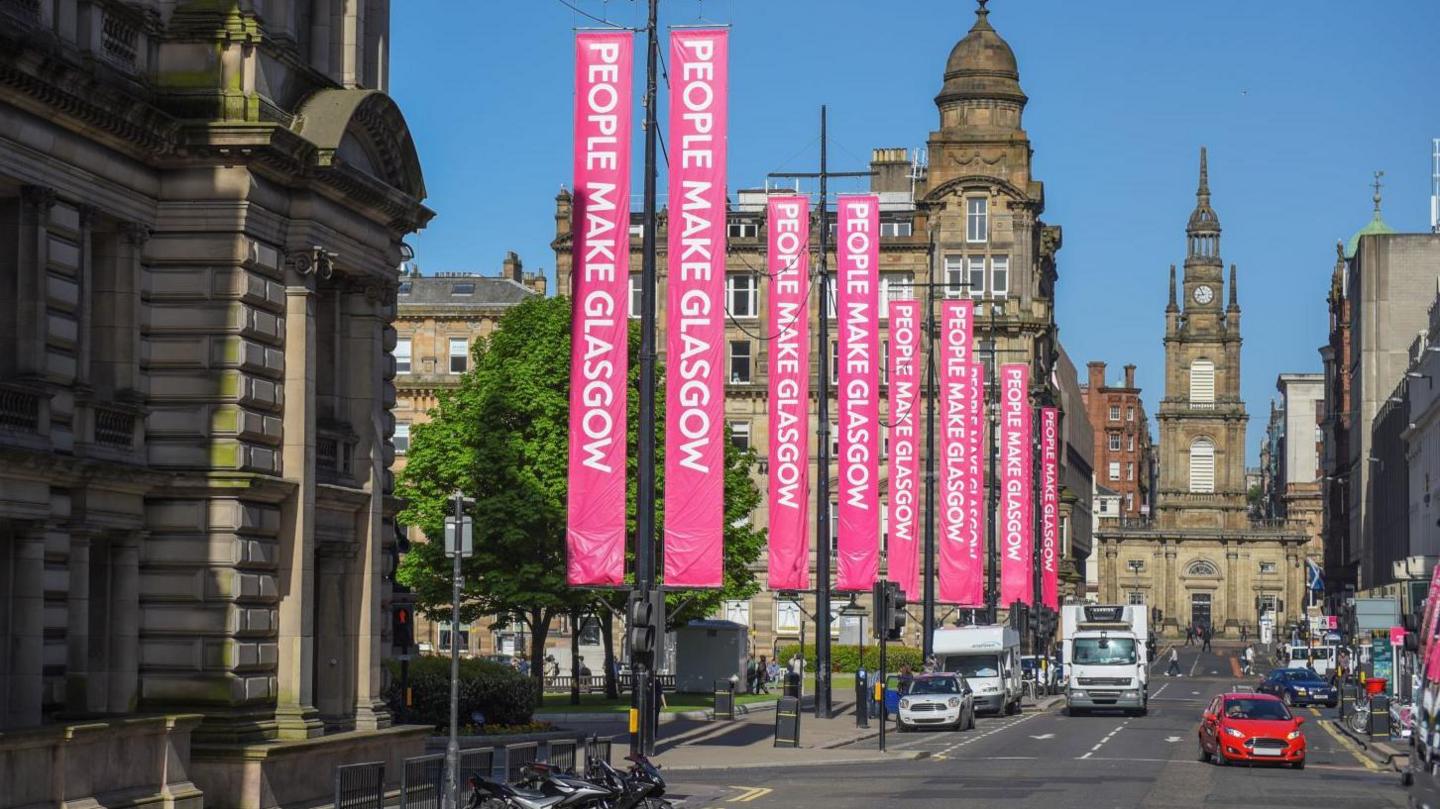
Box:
[1124,364,1136,389]
[1087,361,1106,392]
[503,251,523,283]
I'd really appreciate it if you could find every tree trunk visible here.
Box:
[528,607,550,708]
[601,607,618,699]
[569,608,582,705]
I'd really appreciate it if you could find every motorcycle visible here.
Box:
[467,766,612,809]
[586,754,672,809]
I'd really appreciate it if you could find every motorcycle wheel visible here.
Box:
[640,799,675,809]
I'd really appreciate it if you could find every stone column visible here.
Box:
[348,282,392,730]
[1163,542,1179,631]
[8,523,48,728]
[275,267,322,738]
[115,223,151,394]
[15,186,54,376]
[107,532,141,714]
[1224,542,1240,631]
[64,529,92,712]
[75,205,95,388]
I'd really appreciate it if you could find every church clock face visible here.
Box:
[1193,285,1215,305]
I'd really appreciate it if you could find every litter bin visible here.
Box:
[714,679,736,721]
[785,671,801,700]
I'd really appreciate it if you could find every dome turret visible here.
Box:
[936,0,1027,112]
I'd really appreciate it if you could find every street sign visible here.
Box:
[1391,626,1407,648]
[444,516,473,558]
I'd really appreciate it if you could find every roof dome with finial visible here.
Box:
[1346,171,1396,258]
[937,0,1027,108]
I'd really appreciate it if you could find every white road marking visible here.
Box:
[1078,720,1129,761]
[1029,733,1055,740]
[1150,683,1170,699]
[1188,653,1202,677]
[1164,736,1181,743]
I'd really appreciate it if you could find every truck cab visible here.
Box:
[932,625,1023,715]
[1062,604,1149,716]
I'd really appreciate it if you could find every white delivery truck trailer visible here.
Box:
[932,625,1023,715]
[1061,604,1149,716]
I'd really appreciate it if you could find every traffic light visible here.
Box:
[887,582,906,641]
[392,605,414,651]
[871,581,887,640]
[1404,611,1422,653]
[629,590,661,665]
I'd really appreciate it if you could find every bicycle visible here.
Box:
[1347,691,1372,735]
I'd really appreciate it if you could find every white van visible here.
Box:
[932,625,1022,715]
[1287,644,1337,677]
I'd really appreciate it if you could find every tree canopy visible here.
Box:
[396,294,766,656]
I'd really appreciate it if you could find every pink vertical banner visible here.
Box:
[999,363,1033,606]
[566,31,634,586]
[766,196,811,590]
[1422,565,1440,681]
[886,299,921,599]
[1040,406,1060,610]
[835,195,880,592]
[939,301,983,606]
[663,28,729,588]
[965,362,986,602]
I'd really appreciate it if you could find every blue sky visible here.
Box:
[391,0,1440,464]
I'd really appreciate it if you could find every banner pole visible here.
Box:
[814,104,832,720]
[633,0,659,759]
[922,220,938,656]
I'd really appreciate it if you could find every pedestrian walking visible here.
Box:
[745,654,759,694]
[1242,644,1254,676]
[757,655,770,694]
[1185,625,1194,646]
[1240,624,1249,643]
[1201,626,1212,653]
[1166,647,1182,677]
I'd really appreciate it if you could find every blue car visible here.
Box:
[1257,667,1337,707]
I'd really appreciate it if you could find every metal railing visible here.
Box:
[542,673,675,692]
[504,743,539,782]
[399,754,445,809]
[458,747,495,781]
[333,762,385,809]
[0,386,41,433]
[545,739,578,774]
[93,406,135,448]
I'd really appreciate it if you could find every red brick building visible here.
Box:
[1081,362,1154,517]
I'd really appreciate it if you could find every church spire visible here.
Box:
[1186,146,1222,266]
[1228,264,1239,310]
[1167,264,1178,312]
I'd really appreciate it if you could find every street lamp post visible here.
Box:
[443,492,472,809]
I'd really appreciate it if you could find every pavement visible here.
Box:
[652,643,1411,809]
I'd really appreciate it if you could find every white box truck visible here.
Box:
[932,625,1023,715]
[1061,604,1149,716]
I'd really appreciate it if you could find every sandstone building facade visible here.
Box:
[1094,151,1309,635]
[553,3,1094,655]
[0,3,430,808]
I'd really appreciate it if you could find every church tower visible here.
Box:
[1156,148,1250,531]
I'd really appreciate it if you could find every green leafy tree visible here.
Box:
[396,295,765,703]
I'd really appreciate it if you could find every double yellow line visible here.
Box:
[1314,708,1383,772]
[727,786,774,802]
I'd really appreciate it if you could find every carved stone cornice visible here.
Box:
[20,184,56,211]
[121,221,153,246]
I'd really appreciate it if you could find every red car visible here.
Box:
[1197,692,1307,769]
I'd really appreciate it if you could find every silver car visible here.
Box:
[898,673,976,732]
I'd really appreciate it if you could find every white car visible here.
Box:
[898,673,976,732]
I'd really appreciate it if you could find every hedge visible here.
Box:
[775,644,923,673]
[383,655,539,729]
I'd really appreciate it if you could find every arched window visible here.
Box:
[1185,559,1219,577]
[1189,359,1215,404]
[1189,437,1215,493]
